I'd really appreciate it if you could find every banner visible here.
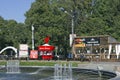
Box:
[19,44,28,50]
[19,50,28,58]
[115,44,120,59]
[69,34,76,47]
[107,44,112,59]
[19,44,28,58]
[30,50,38,59]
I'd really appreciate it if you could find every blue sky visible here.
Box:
[0,0,35,23]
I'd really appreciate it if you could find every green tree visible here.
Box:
[1,0,120,55]
[25,0,70,54]
[0,16,7,50]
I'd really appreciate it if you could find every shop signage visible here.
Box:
[75,37,100,46]
[85,37,100,45]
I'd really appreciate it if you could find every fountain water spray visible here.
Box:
[6,60,20,73]
[54,62,73,80]
[97,66,102,78]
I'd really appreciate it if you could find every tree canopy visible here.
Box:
[0,0,120,54]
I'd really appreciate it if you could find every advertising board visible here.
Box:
[19,44,29,58]
[19,44,28,50]
[30,50,38,59]
[19,50,28,58]
[75,37,100,47]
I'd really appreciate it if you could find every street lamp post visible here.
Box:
[31,25,35,50]
[64,10,75,47]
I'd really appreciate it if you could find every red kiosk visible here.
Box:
[38,36,55,60]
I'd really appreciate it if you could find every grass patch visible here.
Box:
[21,61,89,67]
[0,60,88,67]
[0,61,6,65]
[20,61,56,66]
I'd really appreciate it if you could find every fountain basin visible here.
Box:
[0,66,117,80]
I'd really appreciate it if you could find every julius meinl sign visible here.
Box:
[80,37,100,46]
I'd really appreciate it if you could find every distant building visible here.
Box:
[72,35,120,61]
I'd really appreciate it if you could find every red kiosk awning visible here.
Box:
[38,44,55,51]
